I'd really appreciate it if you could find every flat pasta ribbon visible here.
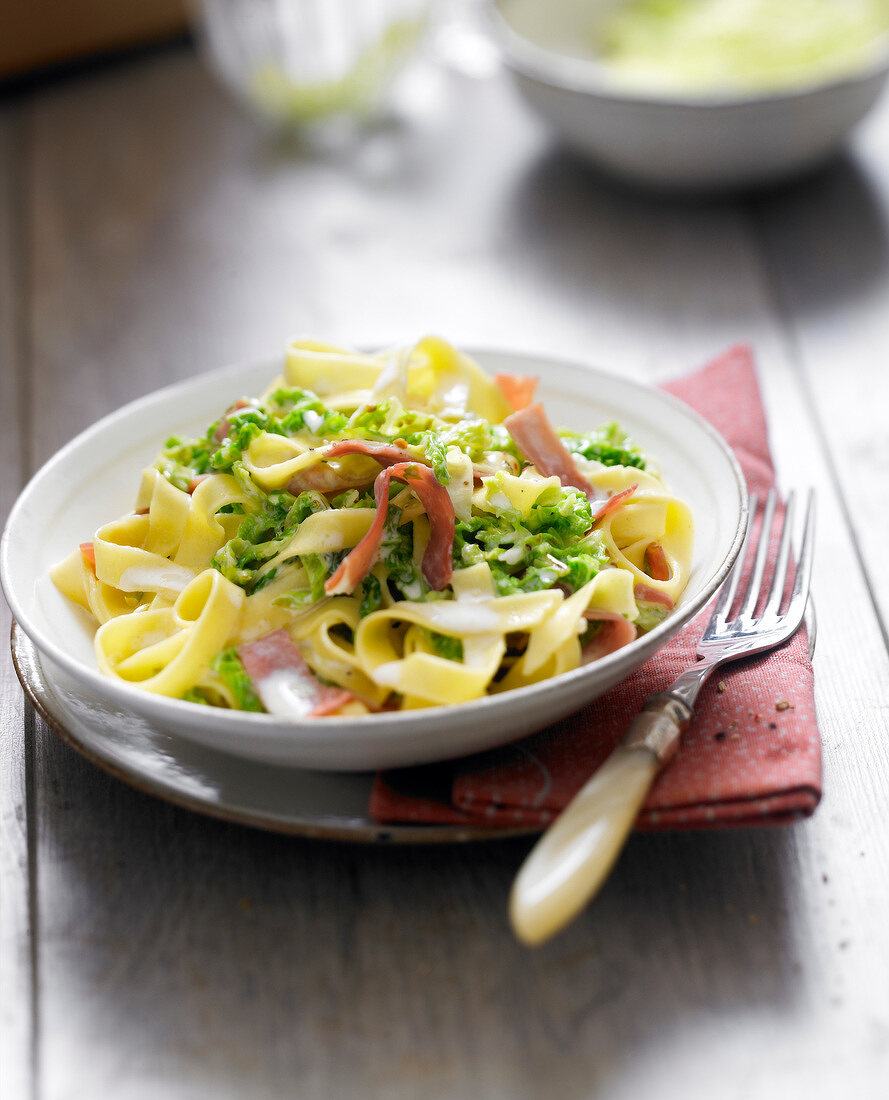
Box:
[589,466,694,604]
[95,569,244,697]
[354,585,562,706]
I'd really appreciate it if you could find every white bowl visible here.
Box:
[1,349,747,771]
[489,0,889,190]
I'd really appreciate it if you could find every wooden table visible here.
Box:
[3,42,889,1100]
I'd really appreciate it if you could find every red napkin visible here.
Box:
[370,347,821,830]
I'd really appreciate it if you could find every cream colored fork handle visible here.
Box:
[509,694,691,947]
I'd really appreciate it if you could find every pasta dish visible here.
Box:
[51,337,693,718]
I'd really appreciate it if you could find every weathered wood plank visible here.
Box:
[0,106,34,1100]
[749,91,889,640]
[22,44,889,1100]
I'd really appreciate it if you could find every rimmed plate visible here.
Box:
[1,349,747,771]
[11,622,518,842]
[11,607,818,843]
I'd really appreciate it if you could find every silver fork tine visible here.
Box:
[761,490,797,620]
[778,490,815,640]
[707,493,758,633]
[737,488,776,622]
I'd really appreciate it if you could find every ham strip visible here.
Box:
[187,474,210,495]
[324,480,391,595]
[237,630,354,718]
[644,542,672,582]
[471,452,520,483]
[322,439,419,465]
[505,403,599,499]
[80,542,96,570]
[288,463,382,494]
[287,440,426,495]
[214,398,252,442]
[325,462,455,595]
[581,611,637,662]
[495,372,538,411]
[591,483,638,525]
[634,582,674,610]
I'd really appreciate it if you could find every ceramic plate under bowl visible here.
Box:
[1,349,747,771]
[10,613,817,841]
[11,622,520,842]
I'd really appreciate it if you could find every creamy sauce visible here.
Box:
[462,635,502,669]
[371,661,405,688]
[445,450,474,522]
[486,490,513,513]
[255,669,315,718]
[498,545,525,565]
[415,601,502,634]
[371,346,410,400]
[313,532,347,554]
[118,564,195,593]
[440,382,469,413]
[399,578,425,601]
[302,409,324,434]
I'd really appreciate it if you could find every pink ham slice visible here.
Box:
[286,440,427,495]
[634,582,674,610]
[288,463,382,494]
[591,483,638,525]
[80,542,96,570]
[325,462,454,595]
[581,610,637,662]
[471,452,520,483]
[495,372,538,411]
[187,474,210,495]
[644,542,671,582]
[237,630,354,718]
[214,398,252,442]
[323,439,419,465]
[505,403,599,500]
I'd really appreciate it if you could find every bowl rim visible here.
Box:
[486,0,889,109]
[1,346,748,742]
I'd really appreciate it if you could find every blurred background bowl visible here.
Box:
[488,0,889,190]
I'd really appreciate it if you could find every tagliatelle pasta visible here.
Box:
[51,336,694,718]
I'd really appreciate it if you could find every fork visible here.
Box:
[509,489,815,947]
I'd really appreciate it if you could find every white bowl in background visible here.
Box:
[1,349,746,772]
[489,0,889,190]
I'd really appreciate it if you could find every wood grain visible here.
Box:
[7,42,889,1099]
[0,108,34,1100]
[749,93,889,640]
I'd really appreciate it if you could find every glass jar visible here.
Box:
[195,0,433,132]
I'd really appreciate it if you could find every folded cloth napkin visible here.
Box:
[370,346,821,830]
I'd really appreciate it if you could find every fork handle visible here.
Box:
[509,694,692,947]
